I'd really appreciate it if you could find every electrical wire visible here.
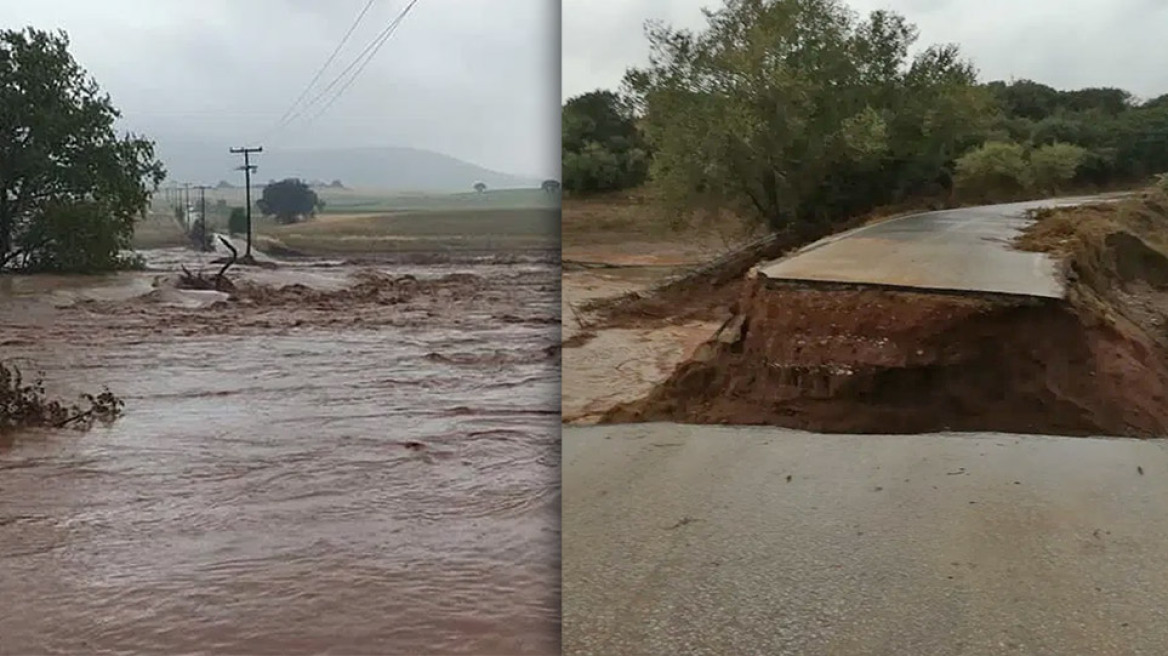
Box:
[276,0,421,133]
[296,0,420,129]
[274,0,381,129]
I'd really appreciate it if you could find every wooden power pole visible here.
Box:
[230,146,263,258]
[195,185,210,251]
[182,183,191,229]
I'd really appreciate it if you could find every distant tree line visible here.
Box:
[561,0,1168,236]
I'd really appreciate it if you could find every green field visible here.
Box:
[138,187,560,254]
[150,186,556,214]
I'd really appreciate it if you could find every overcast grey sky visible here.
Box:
[0,0,558,178]
[563,0,1168,102]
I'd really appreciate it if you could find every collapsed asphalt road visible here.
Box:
[758,196,1123,298]
[603,194,1168,437]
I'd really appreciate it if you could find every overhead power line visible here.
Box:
[276,0,421,133]
[275,0,381,129]
[297,0,421,128]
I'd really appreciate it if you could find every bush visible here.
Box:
[1029,142,1088,194]
[954,141,1031,201]
[563,141,626,193]
[228,207,247,235]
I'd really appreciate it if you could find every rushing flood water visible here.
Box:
[0,250,561,655]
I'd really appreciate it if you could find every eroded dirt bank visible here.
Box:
[604,193,1168,437]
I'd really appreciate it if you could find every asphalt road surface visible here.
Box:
[563,424,1168,656]
[757,197,1119,298]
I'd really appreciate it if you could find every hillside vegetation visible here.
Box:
[562,0,1168,241]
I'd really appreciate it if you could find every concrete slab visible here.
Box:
[563,424,1168,656]
[757,197,1117,298]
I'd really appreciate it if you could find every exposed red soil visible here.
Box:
[604,278,1168,436]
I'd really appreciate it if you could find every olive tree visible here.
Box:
[624,0,993,233]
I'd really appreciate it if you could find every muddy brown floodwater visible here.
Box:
[0,248,561,655]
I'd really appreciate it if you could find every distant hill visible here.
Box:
[153,142,541,192]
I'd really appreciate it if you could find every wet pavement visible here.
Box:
[758,197,1121,298]
[1,250,561,655]
[563,424,1168,656]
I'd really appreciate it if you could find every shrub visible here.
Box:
[1029,142,1088,194]
[228,207,247,235]
[954,141,1031,202]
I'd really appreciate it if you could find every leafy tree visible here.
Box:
[1030,116,1091,147]
[1109,104,1168,180]
[988,79,1062,121]
[227,207,247,235]
[562,90,642,152]
[625,0,992,232]
[1144,94,1168,111]
[1073,147,1120,187]
[953,141,1030,201]
[563,141,625,193]
[474,181,487,193]
[256,178,321,225]
[562,90,650,193]
[1029,142,1087,194]
[1062,87,1132,115]
[0,28,164,273]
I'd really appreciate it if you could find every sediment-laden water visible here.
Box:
[0,249,561,655]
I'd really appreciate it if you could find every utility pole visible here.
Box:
[195,185,210,251]
[230,146,263,258]
[183,183,192,227]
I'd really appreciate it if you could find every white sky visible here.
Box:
[563,0,1168,102]
[0,0,559,178]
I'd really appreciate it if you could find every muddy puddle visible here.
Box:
[560,267,723,424]
[0,249,560,655]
